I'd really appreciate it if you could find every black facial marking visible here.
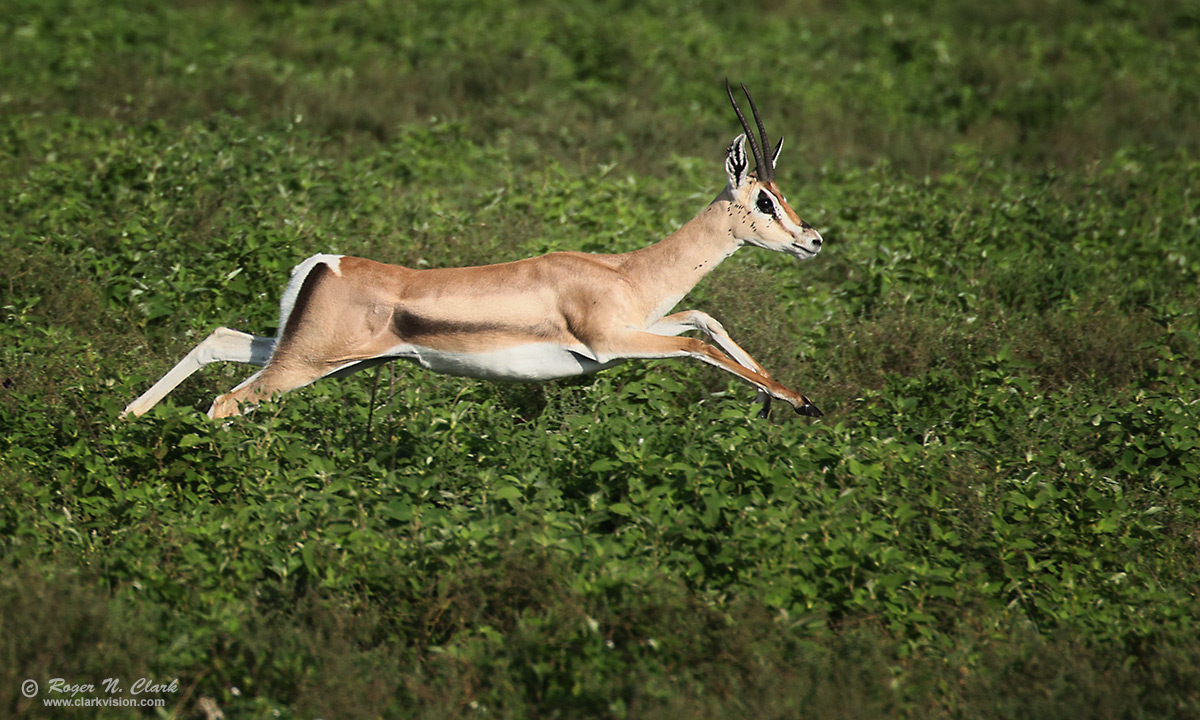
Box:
[756,191,775,216]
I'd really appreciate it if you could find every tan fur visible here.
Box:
[125,129,825,421]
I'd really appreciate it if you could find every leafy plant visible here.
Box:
[2,1,1199,718]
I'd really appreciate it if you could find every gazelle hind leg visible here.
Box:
[206,358,357,419]
[204,352,376,420]
[122,328,275,418]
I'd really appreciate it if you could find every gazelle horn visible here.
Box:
[725,79,775,182]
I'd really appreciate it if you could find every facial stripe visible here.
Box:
[763,180,803,226]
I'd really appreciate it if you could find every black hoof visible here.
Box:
[795,402,823,418]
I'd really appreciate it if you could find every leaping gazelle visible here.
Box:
[122,81,825,421]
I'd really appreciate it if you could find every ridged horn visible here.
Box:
[725,79,774,182]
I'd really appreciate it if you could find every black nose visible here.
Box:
[812,237,822,247]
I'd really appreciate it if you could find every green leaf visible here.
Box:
[493,486,522,502]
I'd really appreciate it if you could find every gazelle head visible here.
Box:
[722,80,823,261]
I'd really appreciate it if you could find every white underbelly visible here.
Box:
[385,342,622,381]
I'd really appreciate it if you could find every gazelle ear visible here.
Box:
[725,134,750,188]
[772,136,784,168]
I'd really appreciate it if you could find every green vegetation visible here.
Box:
[3,0,1199,717]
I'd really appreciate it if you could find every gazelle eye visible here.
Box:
[756,192,775,215]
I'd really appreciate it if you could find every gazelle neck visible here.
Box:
[617,193,743,323]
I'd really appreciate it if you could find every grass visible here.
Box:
[2,0,1200,717]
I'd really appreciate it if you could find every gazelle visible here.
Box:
[122,81,825,421]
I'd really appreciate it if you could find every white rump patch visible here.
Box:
[276,254,343,337]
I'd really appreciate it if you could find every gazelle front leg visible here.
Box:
[597,331,822,417]
[648,310,777,418]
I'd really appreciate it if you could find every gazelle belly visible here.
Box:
[386,342,622,381]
